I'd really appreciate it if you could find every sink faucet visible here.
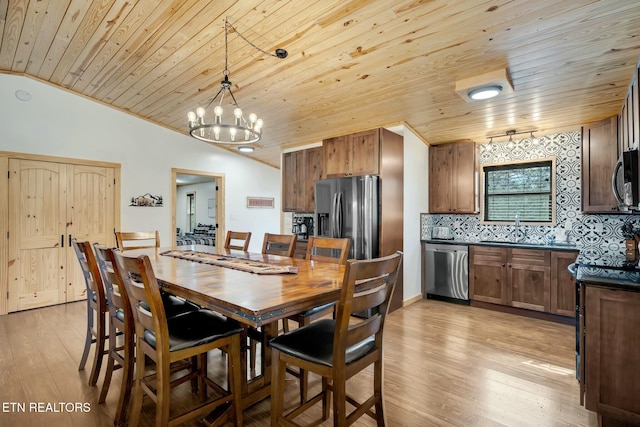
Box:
[513,215,525,243]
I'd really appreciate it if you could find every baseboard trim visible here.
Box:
[403,294,423,307]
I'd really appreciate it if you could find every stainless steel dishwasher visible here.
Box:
[422,242,469,301]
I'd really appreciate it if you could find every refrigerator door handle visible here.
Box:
[330,193,338,238]
[336,192,343,237]
[364,176,371,259]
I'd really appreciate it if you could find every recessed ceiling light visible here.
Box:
[237,146,255,153]
[15,89,31,101]
[468,85,502,100]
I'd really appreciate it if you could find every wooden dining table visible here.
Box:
[121,244,346,411]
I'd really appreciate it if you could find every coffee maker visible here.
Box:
[292,216,313,240]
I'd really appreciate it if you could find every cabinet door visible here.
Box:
[620,99,629,153]
[452,142,477,213]
[65,164,116,302]
[582,116,619,213]
[633,68,640,149]
[508,249,550,312]
[8,159,68,311]
[303,147,324,212]
[429,145,453,213]
[469,246,507,304]
[294,150,306,211]
[585,286,640,419]
[282,152,296,212]
[550,251,578,316]
[323,135,350,178]
[350,129,379,176]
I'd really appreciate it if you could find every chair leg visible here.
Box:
[298,317,311,403]
[88,310,106,386]
[114,330,135,427]
[78,301,93,371]
[249,338,257,372]
[374,358,386,427]
[321,376,330,421]
[199,353,208,402]
[270,348,286,426]
[191,355,199,394]
[127,338,146,427]
[332,375,347,427]
[98,344,115,403]
[155,355,171,426]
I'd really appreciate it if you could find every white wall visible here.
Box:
[403,127,429,302]
[0,74,280,252]
[176,181,217,233]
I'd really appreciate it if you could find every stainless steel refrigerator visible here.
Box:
[314,175,379,260]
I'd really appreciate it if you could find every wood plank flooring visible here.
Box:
[0,299,596,426]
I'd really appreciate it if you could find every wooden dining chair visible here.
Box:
[224,230,252,251]
[283,236,351,402]
[94,245,202,426]
[72,239,109,387]
[115,230,160,251]
[246,233,298,372]
[113,251,244,427]
[270,251,403,426]
[262,232,297,257]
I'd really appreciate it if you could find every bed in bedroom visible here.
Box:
[176,223,216,247]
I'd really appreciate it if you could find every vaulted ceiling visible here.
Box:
[1,0,639,168]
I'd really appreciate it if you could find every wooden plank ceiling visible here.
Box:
[1,0,640,168]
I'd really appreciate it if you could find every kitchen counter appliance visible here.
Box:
[422,242,469,302]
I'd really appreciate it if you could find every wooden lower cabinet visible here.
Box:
[470,245,577,317]
[469,246,507,305]
[551,251,579,316]
[584,286,640,424]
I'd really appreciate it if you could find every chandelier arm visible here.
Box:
[204,86,226,110]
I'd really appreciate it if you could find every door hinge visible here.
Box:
[6,291,8,299]
[7,171,10,179]
[6,231,8,239]
[113,178,116,185]
[216,186,219,191]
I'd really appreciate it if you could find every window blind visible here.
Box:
[484,161,553,222]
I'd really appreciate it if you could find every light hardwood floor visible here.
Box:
[0,299,596,426]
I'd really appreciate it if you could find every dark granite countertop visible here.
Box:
[421,239,579,252]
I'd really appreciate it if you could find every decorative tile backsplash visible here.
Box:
[421,130,640,258]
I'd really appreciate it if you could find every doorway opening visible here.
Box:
[172,168,225,247]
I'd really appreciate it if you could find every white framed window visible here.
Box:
[481,157,556,224]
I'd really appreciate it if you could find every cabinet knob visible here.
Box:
[508,264,512,267]
[502,263,505,267]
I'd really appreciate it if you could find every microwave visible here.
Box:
[613,149,640,211]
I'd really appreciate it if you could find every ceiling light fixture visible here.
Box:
[455,68,514,102]
[237,145,255,153]
[468,85,502,100]
[487,129,538,142]
[187,17,287,145]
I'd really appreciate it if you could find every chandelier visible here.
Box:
[188,18,287,145]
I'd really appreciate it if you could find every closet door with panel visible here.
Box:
[8,159,116,311]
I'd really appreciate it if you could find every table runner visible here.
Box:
[161,249,298,274]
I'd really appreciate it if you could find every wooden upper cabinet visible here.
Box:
[429,141,477,214]
[282,147,324,213]
[303,147,324,212]
[324,129,379,178]
[620,65,639,153]
[582,116,619,213]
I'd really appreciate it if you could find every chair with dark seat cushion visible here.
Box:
[224,230,252,251]
[72,239,108,387]
[246,233,298,373]
[115,230,160,251]
[270,251,403,426]
[113,251,244,427]
[283,236,351,402]
[93,245,200,426]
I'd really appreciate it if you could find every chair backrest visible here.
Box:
[72,239,106,305]
[113,252,170,354]
[305,236,351,265]
[262,233,296,257]
[93,244,133,326]
[224,231,252,251]
[333,251,403,363]
[115,231,160,251]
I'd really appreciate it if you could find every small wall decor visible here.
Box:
[130,193,163,207]
[247,197,275,208]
